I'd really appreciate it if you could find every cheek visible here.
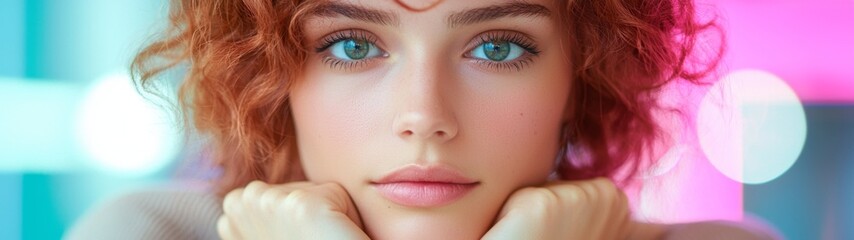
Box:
[478,95,561,143]
[474,94,564,184]
[289,69,386,182]
[460,79,570,189]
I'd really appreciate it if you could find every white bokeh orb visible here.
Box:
[74,73,181,176]
[697,69,807,184]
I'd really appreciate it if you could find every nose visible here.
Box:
[391,60,458,144]
[393,108,458,142]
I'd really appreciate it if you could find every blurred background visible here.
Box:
[0,0,852,239]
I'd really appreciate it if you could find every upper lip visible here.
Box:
[372,165,478,184]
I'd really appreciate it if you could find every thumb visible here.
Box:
[314,182,364,229]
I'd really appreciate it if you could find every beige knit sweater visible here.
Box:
[65,188,223,240]
[65,187,779,240]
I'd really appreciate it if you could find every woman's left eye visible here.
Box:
[329,38,383,60]
[469,40,526,62]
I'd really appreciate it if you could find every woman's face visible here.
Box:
[290,0,571,239]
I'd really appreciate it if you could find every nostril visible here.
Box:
[436,131,445,137]
[402,130,414,136]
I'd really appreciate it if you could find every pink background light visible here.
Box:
[632,0,854,223]
[715,0,854,103]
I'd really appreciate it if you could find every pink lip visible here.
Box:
[372,165,479,207]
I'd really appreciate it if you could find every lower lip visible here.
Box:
[373,182,478,207]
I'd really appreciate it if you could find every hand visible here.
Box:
[482,177,655,240]
[217,181,370,240]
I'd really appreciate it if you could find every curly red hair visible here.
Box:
[132,0,722,196]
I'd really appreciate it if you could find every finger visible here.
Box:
[612,187,632,240]
[500,187,554,218]
[258,181,318,211]
[217,215,241,240]
[242,181,271,214]
[591,178,629,240]
[587,178,630,240]
[578,181,613,240]
[243,180,270,199]
[312,182,364,228]
[548,178,608,239]
[545,182,585,207]
[222,188,245,216]
[481,210,531,240]
[275,181,316,190]
[257,186,289,211]
[588,178,624,240]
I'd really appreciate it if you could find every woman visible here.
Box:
[68,0,776,239]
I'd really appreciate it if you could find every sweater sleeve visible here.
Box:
[663,220,783,240]
[64,188,223,240]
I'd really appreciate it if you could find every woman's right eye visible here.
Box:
[328,38,383,61]
[314,30,387,70]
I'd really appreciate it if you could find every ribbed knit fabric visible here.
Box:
[65,187,222,240]
[63,186,780,240]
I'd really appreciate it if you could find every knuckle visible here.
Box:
[520,187,560,206]
[286,188,310,202]
[507,187,555,215]
[258,187,286,211]
[281,189,313,211]
[318,182,349,201]
[594,177,618,192]
[575,179,604,199]
[319,182,345,193]
[557,185,584,204]
[592,178,621,201]
[222,188,244,215]
[216,215,233,239]
[245,180,268,193]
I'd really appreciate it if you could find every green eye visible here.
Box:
[483,40,510,61]
[471,40,524,62]
[330,38,381,60]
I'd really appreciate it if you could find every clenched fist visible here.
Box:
[483,177,662,240]
[217,181,369,240]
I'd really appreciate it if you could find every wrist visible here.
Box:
[628,222,668,240]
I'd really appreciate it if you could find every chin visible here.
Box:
[363,209,492,240]
[356,192,501,240]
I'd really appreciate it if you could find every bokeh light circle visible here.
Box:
[75,73,181,176]
[697,69,807,184]
[642,144,687,178]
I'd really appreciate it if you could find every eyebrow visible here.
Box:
[447,2,551,28]
[309,2,400,26]
[307,1,550,28]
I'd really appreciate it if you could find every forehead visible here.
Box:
[378,0,557,12]
[305,0,557,27]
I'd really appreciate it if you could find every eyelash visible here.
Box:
[313,29,541,72]
[467,31,541,72]
[314,29,383,71]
